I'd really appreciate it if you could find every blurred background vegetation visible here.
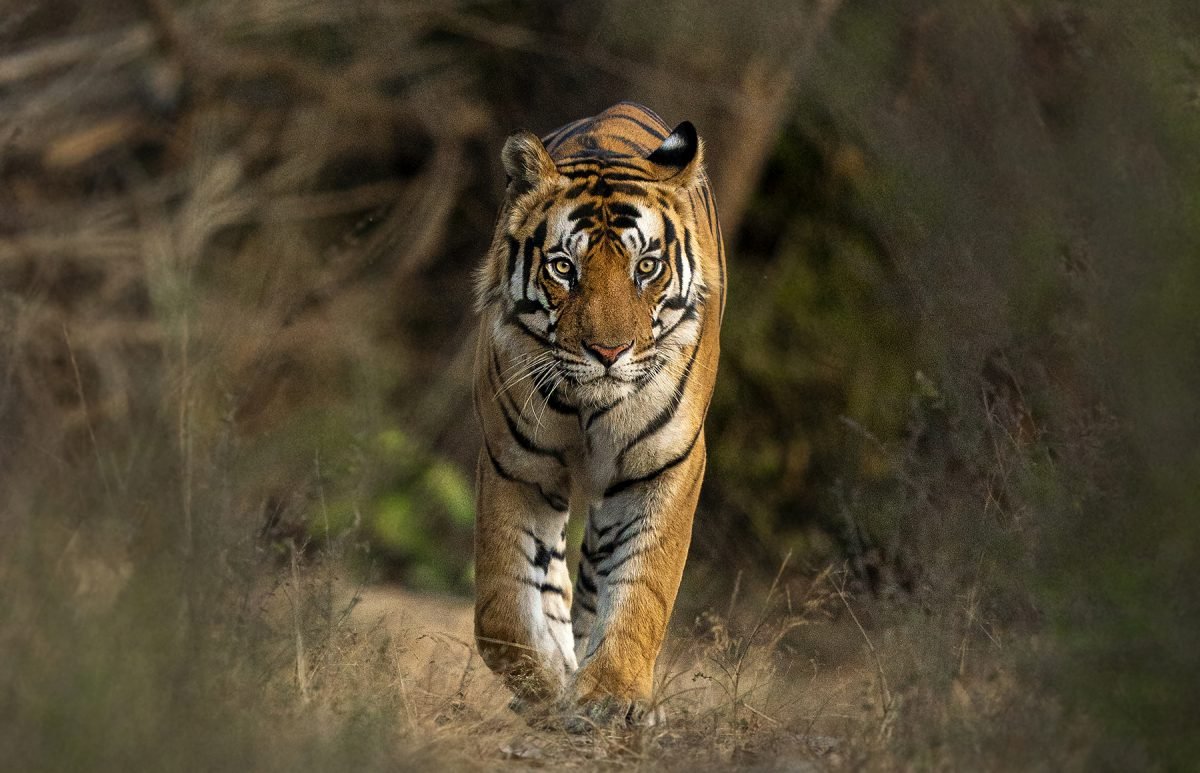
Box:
[2,0,1198,769]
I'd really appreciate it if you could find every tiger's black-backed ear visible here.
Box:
[646,121,702,185]
[502,130,557,195]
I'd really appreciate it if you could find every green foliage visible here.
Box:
[325,429,475,593]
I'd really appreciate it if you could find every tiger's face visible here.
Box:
[477,124,707,409]
[503,189,702,408]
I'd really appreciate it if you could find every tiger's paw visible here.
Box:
[563,696,663,734]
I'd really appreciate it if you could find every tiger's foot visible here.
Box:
[562,696,663,734]
[509,690,664,733]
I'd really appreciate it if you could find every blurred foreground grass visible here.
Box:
[2,0,1199,769]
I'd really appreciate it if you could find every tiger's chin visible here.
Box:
[568,374,640,410]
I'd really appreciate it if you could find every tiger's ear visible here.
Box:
[646,121,703,187]
[502,130,558,195]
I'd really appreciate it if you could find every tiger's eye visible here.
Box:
[637,258,660,278]
[549,259,574,278]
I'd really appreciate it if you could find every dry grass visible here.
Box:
[2,468,1081,772]
[178,549,1079,772]
[333,563,1097,771]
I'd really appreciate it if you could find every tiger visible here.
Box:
[471,101,725,725]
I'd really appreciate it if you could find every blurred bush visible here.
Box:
[705,113,915,565]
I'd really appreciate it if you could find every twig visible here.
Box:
[722,550,792,747]
[289,542,311,703]
[0,25,154,86]
[741,700,780,725]
[62,323,113,506]
[178,313,193,556]
[735,550,792,673]
[431,10,747,111]
[137,0,478,137]
[833,567,893,720]
[803,684,844,738]
[725,568,743,622]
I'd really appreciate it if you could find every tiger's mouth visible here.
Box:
[555,349,659,385]
[548,348,666,408]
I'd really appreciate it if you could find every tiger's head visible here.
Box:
[478,122,708,409]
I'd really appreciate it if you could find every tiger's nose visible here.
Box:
[584,340,633,367]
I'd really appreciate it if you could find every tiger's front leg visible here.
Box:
[573,437,706,715]
[474,450,576,705]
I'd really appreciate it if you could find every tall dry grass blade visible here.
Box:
[62,323,113,507]
[289,542,311,703]
[833,567,892,724]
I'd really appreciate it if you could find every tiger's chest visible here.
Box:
[478,341,693,509]
[552,382,681,501]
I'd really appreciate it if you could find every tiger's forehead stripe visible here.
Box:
[542,108,666,157]
[563,200,641,225]
[567,203,598,221]
[547,197,660,259]
[558,157,651,173]
[543,103,671,172]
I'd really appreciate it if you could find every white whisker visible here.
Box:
[494,353,556,400]
[520,361,560,419]
[533,374,565,435]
